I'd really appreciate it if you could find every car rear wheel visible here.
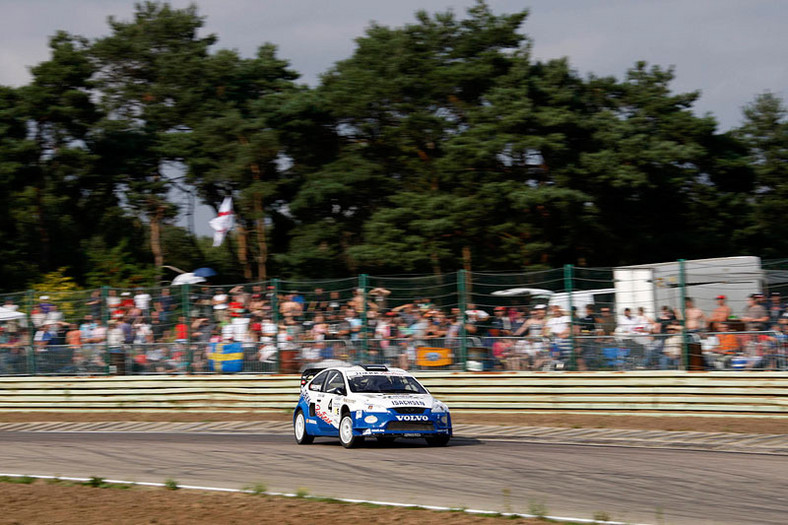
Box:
[339,413,364,448]
[425,434,450,447]
[294,410,314,444]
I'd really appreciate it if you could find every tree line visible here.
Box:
[0,1,786,291]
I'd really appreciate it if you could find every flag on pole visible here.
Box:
[209,197,234,247]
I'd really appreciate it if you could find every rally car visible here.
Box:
[293,364,452,448]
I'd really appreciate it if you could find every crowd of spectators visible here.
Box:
[1,286,787,375]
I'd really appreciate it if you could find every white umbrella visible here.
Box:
[491,287,555,298]
[0,306,25,322]
[171,273,207,286]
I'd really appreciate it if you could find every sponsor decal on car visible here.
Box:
[391,399,426,406]
[395,415,429,421]
[315,407,332,425]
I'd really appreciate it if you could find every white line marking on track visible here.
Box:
[0,472,651,525]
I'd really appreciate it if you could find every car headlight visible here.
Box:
[432,402,448,413]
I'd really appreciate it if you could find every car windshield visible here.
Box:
[348,374,428,394]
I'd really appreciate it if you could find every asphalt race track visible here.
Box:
[0,431,786,525]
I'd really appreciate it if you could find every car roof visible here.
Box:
[300,364,414,386]
[336,365,410,375]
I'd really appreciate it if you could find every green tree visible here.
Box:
[735,92,788,255]
[289,1,530,275]
[186,44,300,281]
[91,2,217,280]
[569,62,718,264]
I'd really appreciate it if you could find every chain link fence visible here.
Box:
[2,257,788,375]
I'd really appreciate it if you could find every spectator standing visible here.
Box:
[280,294,302,320]
[133,288,152,318]
[489,306,512,337]
[617,308,638,336]
[708,295,732,332]
[767,292,784,327]
[544,305,571,338]
[38,296,54,314]
[742,294,769,332]
[196,286,213,318]
[369,287,391,313]
[106,320,125,374]
[576,305,600,370]
[597,306,616,335]
[212,289,229,323]
[119,292,134,312]
[155,288,176,324]
[174,316,189,343]
[149,311,165,342]
[106,290,121,312]
[86,290,102,320]
[44,304,65,327]
[65,323,82,351]
[681,297,707,333]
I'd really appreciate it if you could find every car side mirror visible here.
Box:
[335,387,347,396]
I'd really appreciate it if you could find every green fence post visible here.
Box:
[458,270,468,369]
[101,286,109,375]
[564,264,576,370]
[26,290,36,375]
[182,283,192,373]
[679,259,688,370]
[359,273,369,362]
[272,278,280,372]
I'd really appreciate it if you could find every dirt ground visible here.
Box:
[0,480,556,525]
[1,409,787,434]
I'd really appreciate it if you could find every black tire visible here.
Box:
[425,434,450,447]
[339,413,364,449]
[294,410,314,444]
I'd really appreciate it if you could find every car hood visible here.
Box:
[355,393,433,409]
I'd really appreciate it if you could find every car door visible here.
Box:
[306,369,334,434]
[319,370,347,430]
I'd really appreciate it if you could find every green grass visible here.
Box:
[243,482,267,495]
[163,478,179,491]
[0,475,36,484]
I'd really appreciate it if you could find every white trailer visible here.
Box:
[613,256,764,318]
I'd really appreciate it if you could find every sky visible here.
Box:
[1,0,786,234]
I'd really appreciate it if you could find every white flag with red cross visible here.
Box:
[209,196,234,247]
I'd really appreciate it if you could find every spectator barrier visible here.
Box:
[4,258,788,377]
[0,372,786,414]
[2,331,786,377]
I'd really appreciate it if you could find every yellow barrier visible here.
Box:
[0,371,786,414]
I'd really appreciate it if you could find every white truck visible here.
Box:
[613,256,764,318]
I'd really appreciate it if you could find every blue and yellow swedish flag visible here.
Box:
[208,341,244,373]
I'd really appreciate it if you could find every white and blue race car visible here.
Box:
[293,364,452,448]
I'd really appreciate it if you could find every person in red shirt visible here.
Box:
[175,316,189,343]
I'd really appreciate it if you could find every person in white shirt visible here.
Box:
[134,288,152,316]
[544,305,571,337]
[617,308,639,336]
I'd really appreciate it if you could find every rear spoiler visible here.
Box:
[300,367,325,387]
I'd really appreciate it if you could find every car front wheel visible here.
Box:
[294,410,314,444]
[339,413,364,448]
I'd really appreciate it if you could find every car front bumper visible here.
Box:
[351,409,452,438]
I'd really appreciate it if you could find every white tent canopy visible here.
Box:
[171,273,206,286]
[0,306,25,322]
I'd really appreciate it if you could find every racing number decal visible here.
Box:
[327,399,333,412]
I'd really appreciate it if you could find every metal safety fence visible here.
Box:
[1,331,786,377]
[4,256,788,375]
